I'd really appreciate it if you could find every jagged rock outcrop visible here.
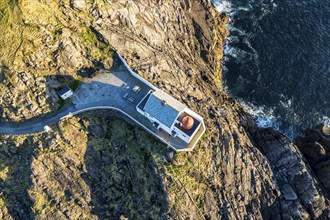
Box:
[0,71,50,121]
[0,0,329,219]
[90,0,330,218]
[248,127,330,219]
[295,125,330,196]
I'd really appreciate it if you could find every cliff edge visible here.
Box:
[0,0,329,219]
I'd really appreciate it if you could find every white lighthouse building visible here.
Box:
[136,89,204,144]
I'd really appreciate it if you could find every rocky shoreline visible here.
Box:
[295,125,330,196]
[0,0,329,219]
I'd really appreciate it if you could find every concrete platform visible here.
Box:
[0,55,205,151]
[71,70,205,151]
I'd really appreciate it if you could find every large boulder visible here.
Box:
[295,124,330,194]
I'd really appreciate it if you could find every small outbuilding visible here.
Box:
[57,86,73,100]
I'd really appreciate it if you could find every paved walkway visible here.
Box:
[0,69,205,151]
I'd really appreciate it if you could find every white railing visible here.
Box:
[60,105,184,151]
[116,52,158,91]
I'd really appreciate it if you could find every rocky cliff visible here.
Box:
[295,125,330,197]
[0,0,329,219]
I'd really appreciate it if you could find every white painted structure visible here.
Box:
[137,90,204,143]
[44,125,51,132]
[58,86,73,100]
[117,51,206,150]
[117,53,158,91]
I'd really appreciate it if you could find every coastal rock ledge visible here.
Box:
[295,125,330,196]
[0,0,329,219]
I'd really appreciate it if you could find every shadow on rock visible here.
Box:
[0,136,34,219]
[79,111,170,219]
[295,124,330,197]
[76,53,111,79]
[248,127,330,219]
[45,74,79,109]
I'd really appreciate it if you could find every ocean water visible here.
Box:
[212,0,330,138]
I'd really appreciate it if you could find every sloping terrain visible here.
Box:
[0,0,329,219]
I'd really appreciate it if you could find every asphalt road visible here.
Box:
[0,70,203,151]
[0,70,147,136]
[0,70,148,136]
[0,104,76,135]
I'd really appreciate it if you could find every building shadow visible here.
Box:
[0,109,171,219]
[0,135,35,219]
[0,74,79,219]
[0,58,170,218]
[78,110,170,219]
[0,72,77,218]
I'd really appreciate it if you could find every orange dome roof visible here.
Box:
[182,116,194,130]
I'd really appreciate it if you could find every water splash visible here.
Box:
[322,116,330,127]
[212,0,233,14]
[241,101,296,139]
[212,0,251,15]
[223,45,250,61]
[241,101,280,128]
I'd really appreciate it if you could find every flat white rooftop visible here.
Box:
[0,53,206,152]
[71,68,205,151]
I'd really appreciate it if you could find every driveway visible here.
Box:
[0,104,76,135]
[0,70,140,135]
[0,70,204,151]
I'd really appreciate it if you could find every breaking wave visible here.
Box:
[322,116,330,127]
[241,101,295,139]
[213,0,330,137]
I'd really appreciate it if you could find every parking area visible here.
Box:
[71,70,203,151]
[73,71,151,109]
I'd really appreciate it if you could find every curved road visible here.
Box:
[0,69,204,151]
[0,104,76,135]
[0,69,152,136]
[0,71,133,135]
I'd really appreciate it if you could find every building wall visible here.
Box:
[136,106,185,140]
[184,108,204,122]
[137,105,206,143]
[117,52,158,91]
[146,114,173,134]
[136,92,205,144]
[172,109,204,143]
[172,126,190,143]
[172,121,203,143]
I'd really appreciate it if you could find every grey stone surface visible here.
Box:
[1,0,330,218]
[249,127,330,219]
[295,125,330,194]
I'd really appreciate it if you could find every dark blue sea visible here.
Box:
[212,0,330,138]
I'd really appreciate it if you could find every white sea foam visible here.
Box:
[223,44,237,57]
[225,36,239,43]
[270,0,278,8]
[240,101,296,139]
[244,33,260,71]
[223,44,251,62]
[257,0,278,21]
[212,0,233,14]
[241,101,280,128]
[322,116,330,127]
[212,0,251,16]
[214,0,294,138]
[226,24,247,36]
